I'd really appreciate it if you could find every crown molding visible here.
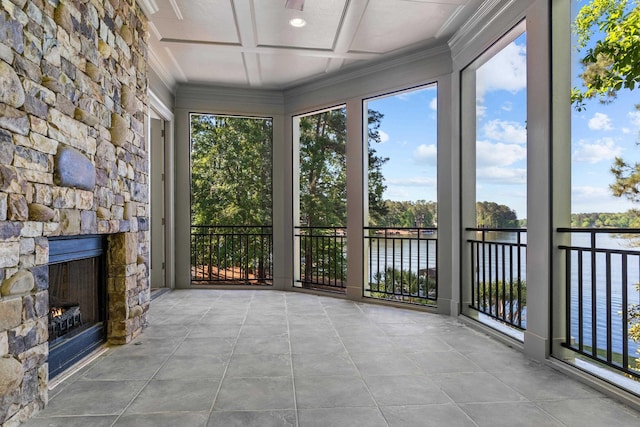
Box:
[148,47,176,94]
[284,43,450,98]
[448,0,513,52]
[175,84,285,113]
[136,0,159,18]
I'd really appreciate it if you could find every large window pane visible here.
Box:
[364,85,438,305]
[189,114,273,285]
[295,107,347,291]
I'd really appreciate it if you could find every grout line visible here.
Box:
[109,294,224,427]
[323,297,391,426]
[285,292,300,426]
[205,291,253,422]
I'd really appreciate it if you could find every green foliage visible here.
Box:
[476,280,527,325]
[476,201,519,228]
[300,230,347,285]
[569,209,640,227]
[610,111,640,202]
[299,108,348,227]
[377,200,437,227]
[378,200,518,228]
[370,267,437,305]
[299,108,388,227]
[572,2,640,205]
[190,114,273,226]
[572,0,640,109]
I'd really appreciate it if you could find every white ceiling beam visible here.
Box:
[326,0,369,73]
[159,38,381,60]
[168,0,184,20]
[233,0,261,86]
[136,0,159,18]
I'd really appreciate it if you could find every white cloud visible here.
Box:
[483,120,527,144]
[429,97,437,111]
[476,167,527,185]
[378,130,389,143]
[501,101,513,112]
[476,42,527,97]
[412,144,437,165]
[571,186,636,213]
[588,112,613,131]
[476,103,487,119]
[384,176,438,200]
[622,127,631,134]
[387,176,437,187]
[476,140,526,167]
[573,138,622,164]
[630,110,640,128]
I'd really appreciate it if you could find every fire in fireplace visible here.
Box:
[48,235,107,378]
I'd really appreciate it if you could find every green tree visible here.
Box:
[572,1,640,371]
[571,0,640,108]
[379,200,437,228]
[299,108,388,227]
[572,0,640,201]
[298,108,388,283]
[190,114,272,226]
[476,201,519,228]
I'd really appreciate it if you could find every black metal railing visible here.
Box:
[295,226,346,292]
[558,228,640,380]
[467,228,527,329]
[364,227,437,305]
[191,225,273,285]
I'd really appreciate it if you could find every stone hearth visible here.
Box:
[0,0,151,425]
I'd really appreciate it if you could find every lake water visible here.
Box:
[367,231,640,361]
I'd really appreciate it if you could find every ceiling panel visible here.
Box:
[258,53,330,87]
[349,0,458,53]
[254,0,347,49]
[168,46,248,86]
[144,0,484,89]
[152,0,240,43]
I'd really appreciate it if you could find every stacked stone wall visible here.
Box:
[0,0,149,425]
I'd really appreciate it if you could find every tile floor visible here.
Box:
[24,289,640,426]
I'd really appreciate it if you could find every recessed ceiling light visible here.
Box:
[289,18,306,28]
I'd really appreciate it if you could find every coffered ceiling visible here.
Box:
[139,0,485,90]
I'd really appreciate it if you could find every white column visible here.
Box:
[550,0,573,360]
[346,98,365,300]
[436,75,457,315]
[272,114,294,290]
[524,0,553,361]
[173,109,192,288]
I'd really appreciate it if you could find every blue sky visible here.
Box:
[570,1,640,214]
[367,85,438,203]
[368,3,640,219]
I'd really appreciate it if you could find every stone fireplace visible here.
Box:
[0,0,151,425]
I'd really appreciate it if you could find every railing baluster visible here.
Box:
[606,251,612,363]
[465,228,526,330]
[578,249,584,353]
[361,227,437,305]
[591,231,597,358]
[622,253,628,371]
[557,227,640,381]
[190,226,273,285]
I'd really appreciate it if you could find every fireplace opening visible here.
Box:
[48,235,107,378]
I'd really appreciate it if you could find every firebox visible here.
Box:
[48,235,107,378]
